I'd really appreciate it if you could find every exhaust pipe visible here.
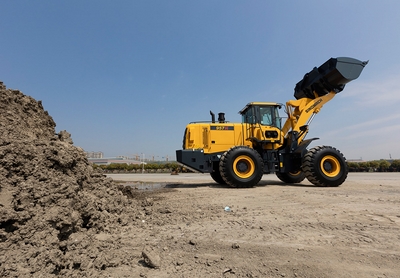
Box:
[210,111,215,123]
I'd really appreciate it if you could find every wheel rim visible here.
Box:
[320,155,341,177]
[233,155,255,179]
[289,171,302,177]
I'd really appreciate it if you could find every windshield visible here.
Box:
[260,106,281,128]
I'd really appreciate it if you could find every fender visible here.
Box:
[294,138,319,155]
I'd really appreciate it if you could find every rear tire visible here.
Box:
[210,163,226,185]
[276,171,305,183]
[219,146,264,188]
[302,146,348,187]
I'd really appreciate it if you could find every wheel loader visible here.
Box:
[176,57,368,187]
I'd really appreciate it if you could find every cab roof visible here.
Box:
[238,102,282,114]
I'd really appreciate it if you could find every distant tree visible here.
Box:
[378,160,390,172]
[368,161,379,172]
[164,163,177,171]
[145,163,160,172]
[347,162,359,172]
[390,160,400,172]
[94,161,185,173]
[358,162,369,172]
[126,164,141,172]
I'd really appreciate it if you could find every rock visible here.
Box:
[142,248,161,269]
[57,130,73,144]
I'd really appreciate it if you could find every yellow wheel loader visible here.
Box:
[176,57,368,188]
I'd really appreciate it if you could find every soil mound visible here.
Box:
[0,81,140,277]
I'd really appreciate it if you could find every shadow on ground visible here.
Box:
[165,180,317,189]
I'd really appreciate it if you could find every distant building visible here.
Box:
[88,156,144,166]
[347,158,364,162]
[85,151,104,159]
[85,151,174,164]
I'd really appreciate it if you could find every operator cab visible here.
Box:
[239,102,282,128]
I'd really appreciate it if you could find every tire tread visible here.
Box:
[302,145,348,187]
[219,146,263,188]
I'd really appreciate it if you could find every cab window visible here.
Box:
[242,107,255,124]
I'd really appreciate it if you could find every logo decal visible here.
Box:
[306,98,323,113]
[210,126,234,130]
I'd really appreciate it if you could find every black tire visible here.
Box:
[219,146,264,188]
[210,163,226,185]
[276,171,306,183]
[302,146,348,187]
[182,128,187,149]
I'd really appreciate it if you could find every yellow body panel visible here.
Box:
[186,123,248,153]
[185,122,285,154]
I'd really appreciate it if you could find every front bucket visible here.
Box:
[294,57,368,99]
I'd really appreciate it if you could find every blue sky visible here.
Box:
[1,1,400,161]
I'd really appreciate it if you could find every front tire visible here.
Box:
[302,146,348,187]
[276,171,306,183]
[219,146,264,188]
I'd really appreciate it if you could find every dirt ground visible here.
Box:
[103,173,400,278]
[1,81,399,278]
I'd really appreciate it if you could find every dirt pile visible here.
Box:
[0,82,142,277]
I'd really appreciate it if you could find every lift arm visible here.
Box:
[282,92,335,142]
